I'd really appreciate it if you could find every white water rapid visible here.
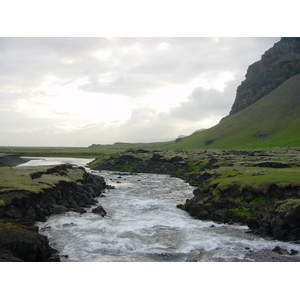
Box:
[23,157,300,262]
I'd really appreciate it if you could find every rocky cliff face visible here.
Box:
[230,37,300,114]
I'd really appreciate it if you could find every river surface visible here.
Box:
[22,157,300,262]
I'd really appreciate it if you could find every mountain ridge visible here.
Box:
[230,37,300,115]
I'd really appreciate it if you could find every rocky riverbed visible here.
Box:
[89,147,300,243]
[0,158,110,261]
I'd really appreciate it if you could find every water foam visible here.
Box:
[36,164,300,262]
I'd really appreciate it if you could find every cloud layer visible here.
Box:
[0,37,280,146]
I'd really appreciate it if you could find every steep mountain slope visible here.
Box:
[165,73,300,149]
[230,37,300,115]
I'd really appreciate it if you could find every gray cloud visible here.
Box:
[79,73,161,97]
[170,80,238,121]
[0,37,281,146]
[0,37,279,99]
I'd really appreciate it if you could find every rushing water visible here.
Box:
[24,157,300,262]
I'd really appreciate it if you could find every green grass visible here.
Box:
[0,165,86,196]
[207,166,300,195]
[230,208,251,218]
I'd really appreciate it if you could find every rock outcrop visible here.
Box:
[248,199,300,241]
[0,163,110,261]
[0,219,59,262]
[230,37,300,114]
[1,164,108,221]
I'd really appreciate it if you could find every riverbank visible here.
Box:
[0,158,110,261]
[43,168,299,262]
[89,147,300,242]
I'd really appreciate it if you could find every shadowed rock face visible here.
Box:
[0,219,59,262]
[230,37,300,115]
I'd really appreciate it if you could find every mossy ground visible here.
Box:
[207,166,300,195]
[0,165,86,198]
[275,199,300,213]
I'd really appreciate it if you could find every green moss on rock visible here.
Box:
[275,199,300,213]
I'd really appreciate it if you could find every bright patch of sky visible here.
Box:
[0,37,280,146]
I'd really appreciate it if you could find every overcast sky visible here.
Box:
[0,37,280,147]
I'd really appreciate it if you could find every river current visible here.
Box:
[22,157,300,262]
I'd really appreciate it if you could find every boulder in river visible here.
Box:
[92,205,107,217]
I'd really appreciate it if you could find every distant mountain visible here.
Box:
[230,37,300,115]
[166,73,300,149]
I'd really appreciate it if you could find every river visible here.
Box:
[21,157,300,262]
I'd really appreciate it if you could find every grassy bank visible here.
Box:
[0,165,86,199]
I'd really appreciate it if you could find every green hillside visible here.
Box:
[163,74,300,150]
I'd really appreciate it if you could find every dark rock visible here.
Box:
[204,139,216,145]
[271,226,286,240]
[272,246,290,255]
[291,249,299,255]
[254,161,290,168]
[52,205,68,215]
[213,198,235,209]
[257,220,272,238]
[72,207,87,214]
[0,249,24,262]
[92,205,107,217]
[63,222,76,228]
[4,205,23,219]
[245,217,259,229]
[244,194,254,203]
[211,210,234,223]
[0,220,59,262]
[244,249,300,262]
[0,154,26,166]
[230,38,300,114]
